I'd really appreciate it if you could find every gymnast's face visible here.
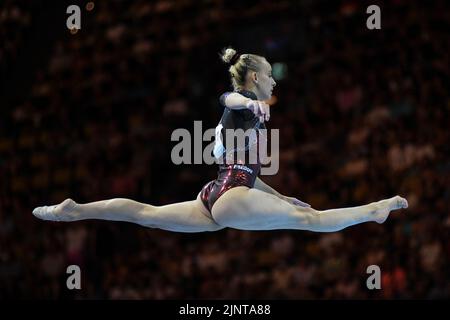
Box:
[252,60,276,101]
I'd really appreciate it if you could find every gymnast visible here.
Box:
[33,48,408,232]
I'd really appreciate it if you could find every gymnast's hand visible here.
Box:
[282,195,311,208]
[245,100,270,122]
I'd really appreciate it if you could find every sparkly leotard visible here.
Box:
[200,90,265,212]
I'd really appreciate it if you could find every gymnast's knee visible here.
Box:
[294,207,321,229]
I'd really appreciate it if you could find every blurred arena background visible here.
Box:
[0,0,448,299]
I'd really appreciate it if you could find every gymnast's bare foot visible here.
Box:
[32,198,78,222]
[371,196,408,224]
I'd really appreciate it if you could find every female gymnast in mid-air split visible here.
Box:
[33,48,408,232]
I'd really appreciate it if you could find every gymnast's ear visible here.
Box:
[251,71,258,84]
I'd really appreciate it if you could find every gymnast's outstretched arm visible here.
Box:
[254,177,282,197]
[220,92,252,109]
[221,92,270,122]
[254,177,311,208]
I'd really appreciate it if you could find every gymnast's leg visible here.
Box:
[211,187,408,232]
[32,194,224,233]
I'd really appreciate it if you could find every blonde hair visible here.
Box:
[220,47,266,91]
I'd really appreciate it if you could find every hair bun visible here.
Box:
[221,48,239,65]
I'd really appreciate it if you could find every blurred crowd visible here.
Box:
[0,0,32,77]
[1,0,449,299]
